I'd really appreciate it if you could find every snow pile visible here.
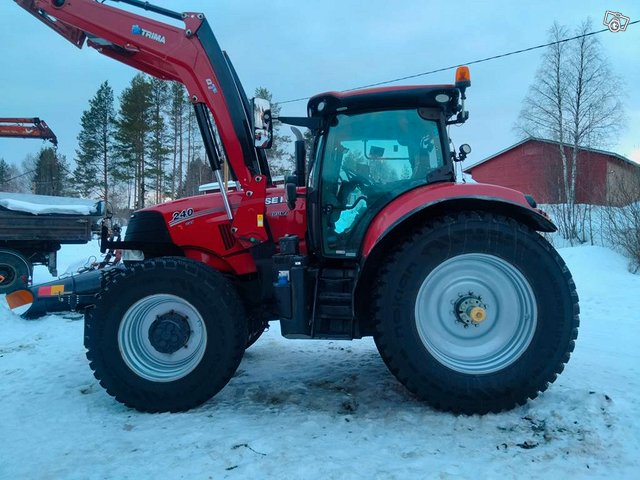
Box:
[0,191,102,216]
[1,243,639,479]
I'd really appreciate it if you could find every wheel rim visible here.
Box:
[118,294,207,382]
[0,264,17,286]
[414,253,537,374]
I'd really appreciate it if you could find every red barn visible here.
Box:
[464,137,640,205]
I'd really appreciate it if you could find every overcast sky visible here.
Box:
[1,0,638,173]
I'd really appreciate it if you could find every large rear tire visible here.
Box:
[373,212,579,414]
[0,249,31,295]
[246,317,268,349]
[85,257,247,413]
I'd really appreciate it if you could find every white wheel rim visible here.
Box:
[118,294,207,382]
[414,253,537,374]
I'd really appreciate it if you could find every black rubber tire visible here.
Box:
[373,212,580,414]
[245,318,268,349]
[0,249,31,294]
[84,257,247,413]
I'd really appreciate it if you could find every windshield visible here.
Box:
[320,109,447,256]
[327,110,444,184]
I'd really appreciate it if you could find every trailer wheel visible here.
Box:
[85,257,247,413]
[373,212,579,414]
[0,249,31,294]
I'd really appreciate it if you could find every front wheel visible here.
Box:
[373,212,579,414]
[85,257,247,412]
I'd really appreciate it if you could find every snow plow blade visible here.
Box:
[5,288,34,310]
[5,268,115,318]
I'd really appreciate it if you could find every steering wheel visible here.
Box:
[342,165,373,188]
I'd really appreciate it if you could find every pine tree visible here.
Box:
[181,157,213,197]
[0,159,21,192]
[168,82,189,199]
[114,74,153,209]
[31,148,70,196]
[254,87,292,176]
[179,104,206,197]
[148,77,172,204]
[73,81,116,202]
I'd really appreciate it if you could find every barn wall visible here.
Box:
[575,151,607,204]
[469,142,561,203]
[467,140,635,205]
[606,158,640,206]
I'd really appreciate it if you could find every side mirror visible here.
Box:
[252,97,273,149]
[285,177,297,210]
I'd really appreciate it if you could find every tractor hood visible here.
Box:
[127,192,235,242]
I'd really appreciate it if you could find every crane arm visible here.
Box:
[0,117,58,145]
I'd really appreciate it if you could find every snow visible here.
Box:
[0,191,102,216]
[1,243,639,479]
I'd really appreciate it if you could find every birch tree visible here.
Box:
[516,20,625,243]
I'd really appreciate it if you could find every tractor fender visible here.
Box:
[360,182,555,259]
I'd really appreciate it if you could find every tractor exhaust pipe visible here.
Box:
[5,268,117,318]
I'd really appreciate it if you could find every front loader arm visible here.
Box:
[14,0,268,245]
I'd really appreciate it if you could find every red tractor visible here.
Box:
[15,0,579,414]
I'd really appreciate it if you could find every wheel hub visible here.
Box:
[148,310,191,354]
[454,293,488,327]
[0,267,15,285]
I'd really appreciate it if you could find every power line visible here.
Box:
[1,149,74,185]
[2,169,36,184]
[277,20,639,105]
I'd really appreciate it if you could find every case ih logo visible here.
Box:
[131,24,166,44]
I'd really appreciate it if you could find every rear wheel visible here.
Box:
[0,249,31,294]
[373,212,579,414]
[85,257,247,412]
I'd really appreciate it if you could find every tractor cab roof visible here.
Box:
[307,85,461,120]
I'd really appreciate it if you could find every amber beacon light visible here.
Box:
[455,66,471,89]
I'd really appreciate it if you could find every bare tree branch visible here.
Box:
[514,18,626,243]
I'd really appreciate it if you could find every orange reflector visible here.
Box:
[37,284,65,296]
[6,289,34,310]
[455,66,471,87]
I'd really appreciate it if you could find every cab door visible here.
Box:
[315,108,450,258]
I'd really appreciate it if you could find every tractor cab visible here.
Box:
[308,93,454,256]
[295,69,470,258]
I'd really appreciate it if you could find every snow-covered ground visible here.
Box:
[1,242,639,479]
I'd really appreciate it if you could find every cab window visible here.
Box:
[319,109,445,256]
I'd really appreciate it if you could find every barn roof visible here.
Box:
[464,137,640,172]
